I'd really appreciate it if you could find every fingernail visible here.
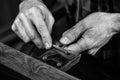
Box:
[60,37,69,44]
[45,42,51,49]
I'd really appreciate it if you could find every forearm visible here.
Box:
[111,13,120,32]
[99,12,120,33]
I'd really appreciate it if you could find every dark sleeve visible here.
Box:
[113,0,120,12]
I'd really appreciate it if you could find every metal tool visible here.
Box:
[38,44,81,71]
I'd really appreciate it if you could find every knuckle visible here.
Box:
[38,4,46,11]
[63,29,70,36]
[11,24,16,31]
[84,37,94,48]
[41,33,51,42]
[37,27,42,33]
[30,6,37,11]
[15,15,21,24]
[21,7,35,18]
[37,25,45,32]
[29,6,38,14]
[24,9,33,17]
[66,30,76,40]
[41,33,48,39]
[18,13,24,18]
[29,33,36,40]
[71,30,77,37]
[68,32,74,39]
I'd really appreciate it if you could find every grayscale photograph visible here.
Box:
[0,0,120,80]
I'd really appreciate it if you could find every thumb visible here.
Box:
[60,22,86,44]
[64,36,93,55]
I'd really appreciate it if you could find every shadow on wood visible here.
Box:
[0,42,80,80]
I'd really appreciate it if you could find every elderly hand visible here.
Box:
[60,12,120,55]
[11,0,54,49]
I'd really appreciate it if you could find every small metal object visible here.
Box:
[57,62,62,67]
[38,44,81,71]
[42,56,47,60]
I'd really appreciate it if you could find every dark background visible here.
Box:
[0,0,120,80]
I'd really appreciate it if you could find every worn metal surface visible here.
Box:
[0,42,80,80]
[38,45,81,71]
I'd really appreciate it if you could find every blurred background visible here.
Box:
[0,0,120,80]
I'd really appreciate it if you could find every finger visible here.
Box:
[64,35,94,55]
[26,7,52,49]
[11,18,30,42]
[60,21,86,44]
[40,6,54,33]
[45,12,54,33]
[19,13,43,48]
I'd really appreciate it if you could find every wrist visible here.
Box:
[112,13,120,32]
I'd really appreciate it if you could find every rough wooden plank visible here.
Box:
[0,42,80,80]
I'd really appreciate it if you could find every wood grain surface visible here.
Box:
[0,42,80,80]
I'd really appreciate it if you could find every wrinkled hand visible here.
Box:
[60,12,119,55]
[11,0,54,49]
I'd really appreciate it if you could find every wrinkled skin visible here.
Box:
[60,12,120,55]
[11,0,54,49]
[11,0,120,56]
